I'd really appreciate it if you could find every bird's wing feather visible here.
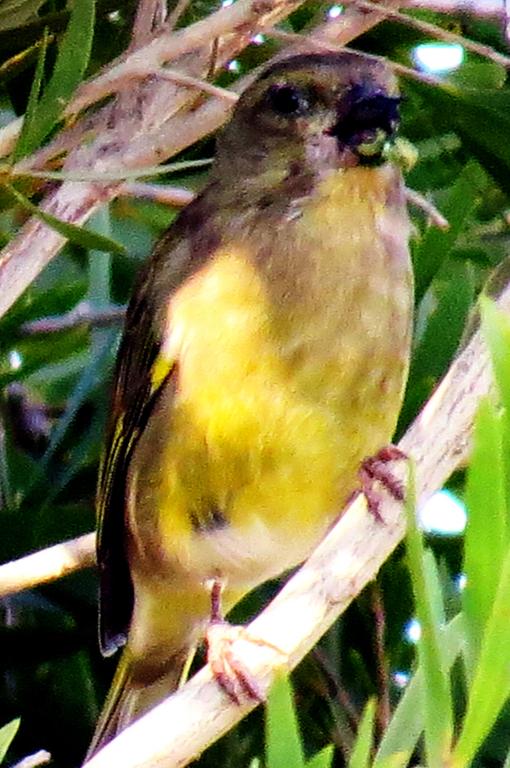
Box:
[96,257,176,655]
[96,192,222,655]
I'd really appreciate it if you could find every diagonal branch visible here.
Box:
[0,532,95,598]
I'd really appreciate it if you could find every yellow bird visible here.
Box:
[87,50,413,756]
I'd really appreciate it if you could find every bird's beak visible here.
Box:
[327,85,402,164]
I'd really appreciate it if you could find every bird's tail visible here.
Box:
[84,646,193,762]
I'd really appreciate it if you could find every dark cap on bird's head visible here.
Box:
[215,51,402,179]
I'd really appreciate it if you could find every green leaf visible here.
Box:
[448,61,506,91]
[347,699,375,768]
[399,258,475,429]
[375,617,464,766]
[306,745,334,768]
[265,675,305,768]
[13,0,94,156]
[0,718,20,762]
[463,398,507,676]
[480,297,510,510]
[4,184,126,254]
[404,464,453,766]
[13,26,48,161]
[413,161,486,301]
[453,547,510,767]
[480,297,510,443]
[424,85,510,196]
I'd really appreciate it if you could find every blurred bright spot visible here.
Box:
[413,42,464,74]
[107,10,121,22]
[405,618,421,644]
[228,59,241,73]
[419,489,467,535]
[393,671,410,689]
[9,350,22,370]
[327,4,344,19]
[456,573,467,592]
[222,0,234,6]
[251,33,265,44]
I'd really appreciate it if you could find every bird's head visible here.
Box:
[215,51,402,187]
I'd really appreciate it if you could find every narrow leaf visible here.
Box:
[404,464,453,766]
[266,675,305,768]
[4,184,125,254]
[13,0,94,156]
[307,745,335,768]
[463,399,506,676]
[453,547,510,767]
[413,161,486,301]
[375,615,464,766]
[0,718,20,762]
[13,26,48,161]
[347,699,375,768]
[480,297,510,511]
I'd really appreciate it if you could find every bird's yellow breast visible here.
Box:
[127,165,412,594]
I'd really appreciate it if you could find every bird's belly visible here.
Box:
[128,374,353,588]
[127,181,412,592]
[182,499,331,589]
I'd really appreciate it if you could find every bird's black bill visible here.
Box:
[328,84,402,165]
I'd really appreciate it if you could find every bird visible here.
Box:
[86,50,414,758]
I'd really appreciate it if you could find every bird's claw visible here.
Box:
[359,444,407,522]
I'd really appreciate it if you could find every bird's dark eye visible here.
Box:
[267,84,309,116]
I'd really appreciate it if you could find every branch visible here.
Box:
[81,291,496,768]
[0,532,95,598]
[19,302,125,335]
[12,751,52,768]
[118,182,194,206]
[356,0,510,69]
[405,0,504,15]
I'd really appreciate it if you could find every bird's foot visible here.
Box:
[205,578,287,703]
[206,621,265,703]
[358,445,407,522]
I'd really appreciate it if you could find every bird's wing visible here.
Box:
[96,256,176,655]
[96,193,220,656]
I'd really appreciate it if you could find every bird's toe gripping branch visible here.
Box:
[358,444,408,522]
[206,579,287,704]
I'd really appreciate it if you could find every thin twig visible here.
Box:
[118,182,195,206]
[167,0,193,31]
[131,0,167,47]
[155,67,239,102]
[64,0,305,119]
[267,28,445,88]
[405,0,503,15]
[312,646,360,731]
[11,751,52,768]
[355,0,510,69]
[406,188,449,229]
[371,582,391,737]
[19,303,126,336]
[0,532,96,598]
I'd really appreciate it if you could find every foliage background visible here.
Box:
[0,0,509,766]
